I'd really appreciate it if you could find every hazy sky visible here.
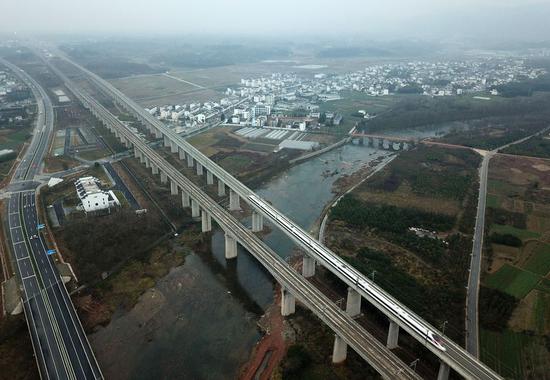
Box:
[3,0,550,41]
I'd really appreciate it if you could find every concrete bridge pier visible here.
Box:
[151,164,159,175]
[187,154,194,168]
[145,157,151,168]
[302,256,315,278]
[182,192,190,208]
[332,334,348,363]
[218,179,226,196]
[178,148,185,160]
[281,287,296,316]
[229,190,241,211]
[206,171,214,185]
[191,199,200,218]
[154,129,163,139]
[437,362,450,380]
[139,152,146,164]
[346,287,361,317]
[196,162,204,176]
[251,212,263,232]
[224,233,238,259]
[160,171,168,184]
[201,210,212,232]
[170,180,178,195]
[387,320,399,349]
[163,135,170,148]
[133,148,140,159]
[170,141,178,154]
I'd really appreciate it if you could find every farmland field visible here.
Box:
[109,74,223,107]
[485,264,541,299]
[522,243,550,276]
[480,328,548,379]
[490,224,541,241]
[481,154,550,378]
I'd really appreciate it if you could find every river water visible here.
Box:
[90,127,446,379]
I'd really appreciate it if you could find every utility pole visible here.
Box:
[441,320,448,336]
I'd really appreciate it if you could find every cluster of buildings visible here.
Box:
[144,96,246,132]
[148,57,546,136]
[75,176,120,214]
[329,58,545,97]
[0,69,33,126]
[219,58,545,130]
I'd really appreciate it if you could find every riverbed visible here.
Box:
[90,127,445,379]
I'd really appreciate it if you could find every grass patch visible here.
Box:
[487,194,500,209]
[112,190,129,208]
[534,292,548,333]
[78,148,112,161]
[218,154,255,173]
[490,224,541,241]
[522,243,550,276]
[536,278,550,293]
[485,264,541,299]
[488,179,524,198]
[0,127,31,149]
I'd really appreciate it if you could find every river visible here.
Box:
[90,127,446,379]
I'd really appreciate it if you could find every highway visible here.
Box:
[53,59,424,380]
[1,58,103,379]
[0,58,53,182]
[465,153,490,357]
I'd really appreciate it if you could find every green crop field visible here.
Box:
[485,264,541,299]
[480,328,545,379]
[490,224,541,241]
[523,243,550,276]
[486,194,500,209]
[534,292,548,333]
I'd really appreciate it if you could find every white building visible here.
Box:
[195,114,206,123]
[75,176,119,214]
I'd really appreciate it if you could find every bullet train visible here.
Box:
[248,195,447,352]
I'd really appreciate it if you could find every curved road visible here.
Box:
[1,57,103,379]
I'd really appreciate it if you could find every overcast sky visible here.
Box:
[3,0,550,41]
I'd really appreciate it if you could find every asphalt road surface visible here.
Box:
[2,58,103,379]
